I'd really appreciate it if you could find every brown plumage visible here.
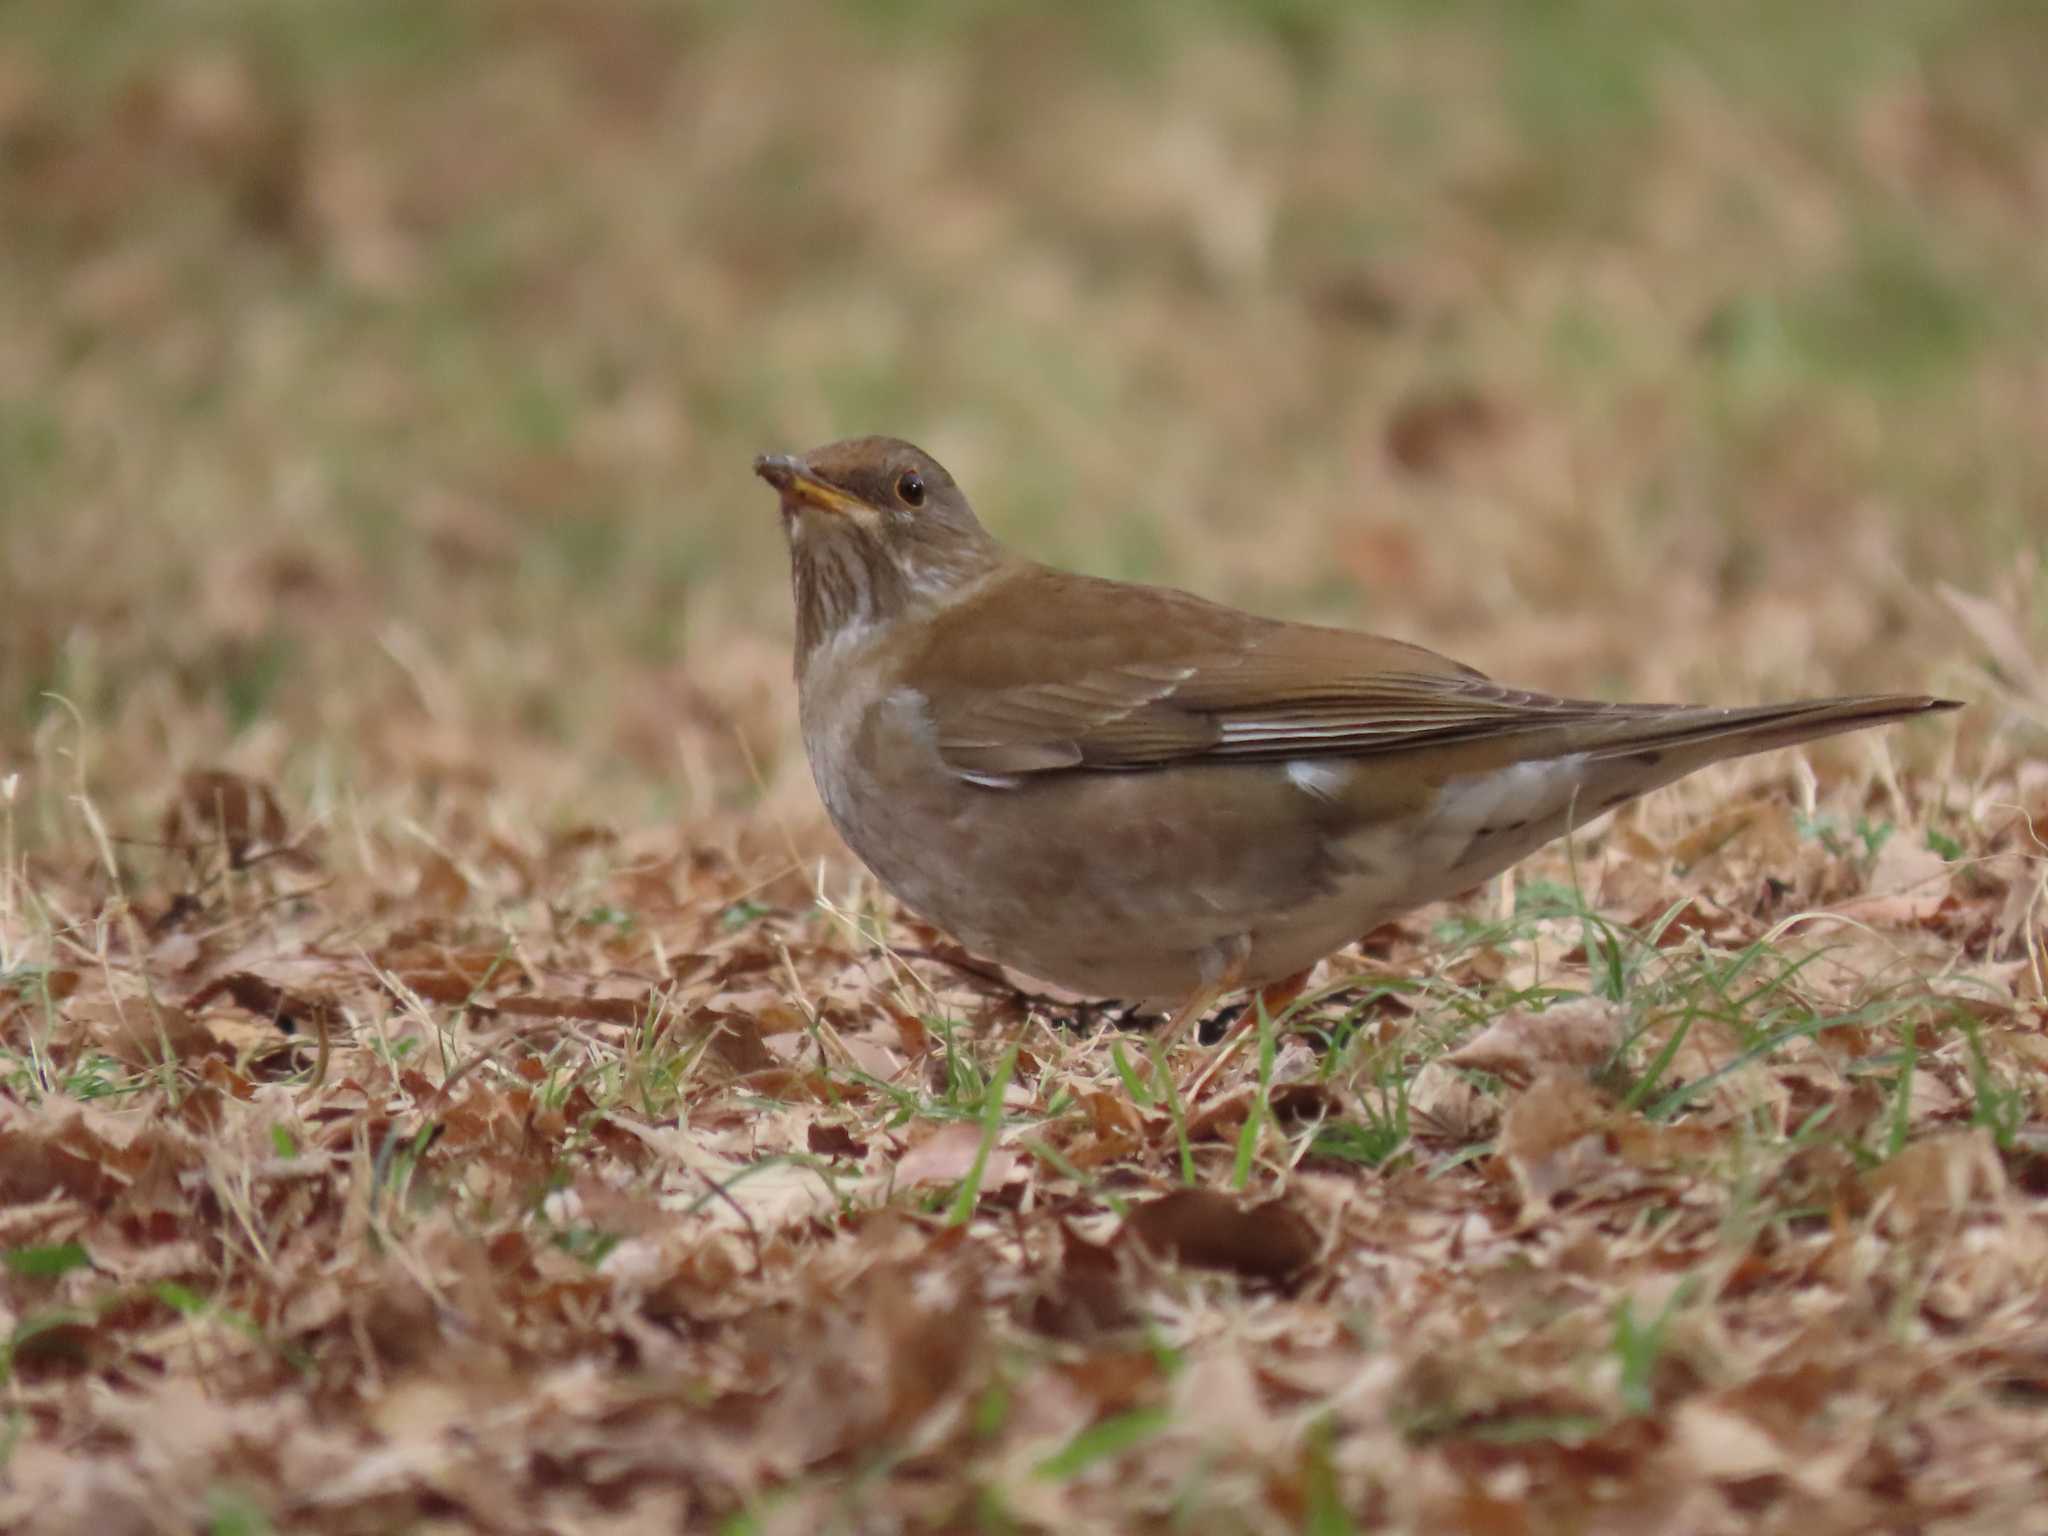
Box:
[757,436,1961,1035]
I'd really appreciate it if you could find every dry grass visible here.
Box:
[2,2,2046,1532]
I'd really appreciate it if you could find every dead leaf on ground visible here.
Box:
[490,992,647,1026]
[1868,1129,2006,1232]
[1384,384,1509,476]
[1028,1224,1138,1337]
[185,970,347,1035]
[1625,894,1735,947]
[806,1121,867,1160]
[891,1121,1019,1191]
[1497,1071,1617,1212]
[1445,998,1623,1086]
[77,996,228,1068]
[161,768,288,864]
[1406,1060,1502,1144]
[1120,1188,1319,1285]
[1835,835,1955,926]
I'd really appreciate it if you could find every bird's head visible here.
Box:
[755,436,1002,663]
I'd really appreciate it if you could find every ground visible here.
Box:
[1,3,2045,1533]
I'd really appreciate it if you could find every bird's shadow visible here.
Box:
[895,943,1344,1047]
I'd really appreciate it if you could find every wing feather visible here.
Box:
[897,565,1952,784]
[901,565,1667,779]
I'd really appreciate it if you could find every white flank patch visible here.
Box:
[1432,753,1590,833]
[1285,758,1351,803]
[957,769,1023,790]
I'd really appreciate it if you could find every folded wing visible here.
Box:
[907,566,1954,781]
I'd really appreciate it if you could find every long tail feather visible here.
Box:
[1576,693,1962,765]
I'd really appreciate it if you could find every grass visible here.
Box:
[1,0,2045,1531]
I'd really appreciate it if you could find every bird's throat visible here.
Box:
[790,526,1006,672]
[790,530,914,671]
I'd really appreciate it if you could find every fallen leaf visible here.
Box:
[161,768,287,863]
[893,1121,1018,1191]
[1671,1400,1787,1481]
[75,996,227,1068]
[185,971,346,1035]
[807,1121,867,1160]
[1868,1130,2005,1232]
[1445,999,1622,1086]
[1835,835,1954,926]
[1384,384,1507,476]
[1121,1188,1318,1285]
[413,850,471,913]
[1028,1224,1137,1337]
[1497,1071,1616,1211]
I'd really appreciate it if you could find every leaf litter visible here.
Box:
[3,716,2042,1534]
[2,8,2047,1531]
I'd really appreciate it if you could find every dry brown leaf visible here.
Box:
[806,1121,867,1160]
[413,850,472,913]
[1497,1071,1616,1211]
[892,1121,1019,1191]
[71,995,227,1068]
[1120,1188,1318,1285]
[492,992,646,1025]
[1028,1224,1139,1337]
[1835,835,1955,925]
[160,768,288,862]
[1384,384,1509,477]
[1668,796,1792,869]
[1444,998,1623,1086]
[1406,1060,1501,1143]
[1625,894,1734,946]
[1867,1129,2006,1232]
[185,970,347,1034]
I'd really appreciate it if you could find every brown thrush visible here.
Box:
[755,436,1960,1039]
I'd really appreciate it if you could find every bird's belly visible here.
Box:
[804,687,1610,1002]
[809,714,1360,999]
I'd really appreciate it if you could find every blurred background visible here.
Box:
[2,0,2039,850]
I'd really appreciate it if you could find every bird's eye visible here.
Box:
[896,471,926,508]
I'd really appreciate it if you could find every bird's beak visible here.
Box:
[754,454,868,519]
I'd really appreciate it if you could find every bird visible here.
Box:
[754,436,1960,1044]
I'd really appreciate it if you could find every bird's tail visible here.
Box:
[1413,692,1958,901]
[1576,693,1962,768]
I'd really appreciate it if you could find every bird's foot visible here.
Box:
[1178,968,1316,1102]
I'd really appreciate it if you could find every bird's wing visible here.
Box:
[903,567,1667,779]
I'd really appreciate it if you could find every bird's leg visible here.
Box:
[1182,967,1314,1102]
[1155,935,1253,1047]
[1154,979,1232,1048]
